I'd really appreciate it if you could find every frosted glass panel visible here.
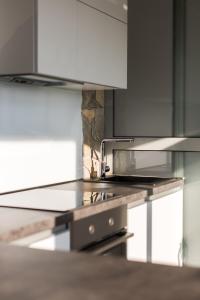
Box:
[113,150,173,177]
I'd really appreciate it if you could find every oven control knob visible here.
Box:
[108,217,114,227]
[89,224,95,235]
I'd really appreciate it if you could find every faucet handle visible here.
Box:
[105,166,110,173]
[100,162,110,178]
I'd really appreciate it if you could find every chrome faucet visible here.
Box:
[100,138,135,178]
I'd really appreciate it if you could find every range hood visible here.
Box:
[0,74,113,90]
[0,74,84,90]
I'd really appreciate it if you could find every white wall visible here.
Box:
[0,82,83,193]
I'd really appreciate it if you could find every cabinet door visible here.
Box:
[0,0,35,75]
[127,203,147,262]
[12,229,70,252]
[113,0,173,136]
[127,190,183,266]
[30,230,70,252]
[151,190,183,266]
[78,0,128,23]
[77,1,127,88]
[37,0,77,80]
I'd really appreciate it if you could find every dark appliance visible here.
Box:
[69,205,133,257]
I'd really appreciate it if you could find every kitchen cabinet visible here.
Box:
[78,0,128,23]
[151,190,183,266]
[37,0,78,80]
[112,0,173,136]
[127,190,183,266]
[30,230,70,252]
[0,0,127,89]
[127,203,147,262]
[13,228,70,252]
[77,1,127,88]
[184,0,200,136]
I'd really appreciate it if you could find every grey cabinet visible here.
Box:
[113,0,173,136]
[0,0,35,74]
[77,1,127,88]
[0,0,127,89]
[77,2,127,88]
[37,0,78,80]
[78,0,128,23]
[185,0,200,136]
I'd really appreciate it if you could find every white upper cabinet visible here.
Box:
[37,0,78,80]
[77,1,127,88]
[78,0,128,23]
[0,0,127,89]
[0,0,35,74]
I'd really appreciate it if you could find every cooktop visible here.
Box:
[0,189,119,212]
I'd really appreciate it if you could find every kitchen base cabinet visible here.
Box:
[127,190,183,266]
[12,227,70,252]
[151,190,183,266]
[127,203,147,262]
[29,230,70,252]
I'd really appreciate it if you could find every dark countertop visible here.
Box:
[0,181,147,242]
[48,181,147,220]
[133,177,184,196]
[1,243,200,300]
[86,177,184,196]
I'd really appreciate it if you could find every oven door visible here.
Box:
[83,232,133,257]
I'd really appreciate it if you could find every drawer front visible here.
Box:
[78,0,128,23]
[70,206,127,250]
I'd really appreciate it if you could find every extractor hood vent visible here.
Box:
[0,75,84,90]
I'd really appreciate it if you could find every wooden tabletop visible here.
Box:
[0,244,200,300]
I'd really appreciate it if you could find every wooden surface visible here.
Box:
[0,207,68,242]
[1,244,200,300]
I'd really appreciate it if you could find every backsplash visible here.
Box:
[0,82,83,193]
[82,90,104,179]
[113,150,173,177]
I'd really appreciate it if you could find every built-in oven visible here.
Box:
[70,205,133,258]
[83,231,133,256]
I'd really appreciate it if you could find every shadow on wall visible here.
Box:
[0,82,83,193]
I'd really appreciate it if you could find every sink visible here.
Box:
[100,175,171,186]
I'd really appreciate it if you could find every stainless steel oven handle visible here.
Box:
[85,232,133,256]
